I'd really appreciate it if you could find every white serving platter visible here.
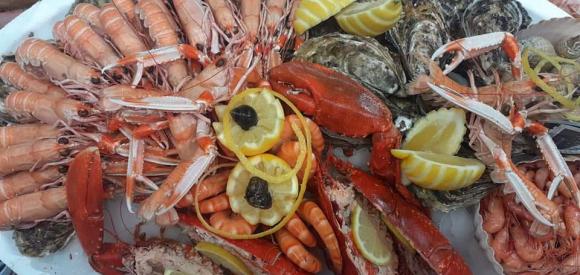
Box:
[0,0,571,274]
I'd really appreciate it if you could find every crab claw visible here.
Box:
[102,44,210,87]
[431,32,521,78]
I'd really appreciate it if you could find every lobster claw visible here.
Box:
[327,156,472,275]
[66,147,105,257]
[431,32,521,78]
[269,61,402,182]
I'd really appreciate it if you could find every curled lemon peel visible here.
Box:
[523,47,579,110]
[195,89,312,239]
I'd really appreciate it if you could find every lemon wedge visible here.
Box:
[294,0,356,35]
[392,149,485,191]
[335,0,402,37]
[227,154,299,226]
[213,89,284,156]
[402,108,466,155]
[351,203,395,265]
[195,242,252,275]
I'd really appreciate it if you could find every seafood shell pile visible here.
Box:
[0,0,577,274]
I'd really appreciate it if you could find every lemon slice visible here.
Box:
[195,242,252,275]
[351,203,395,265]
[294,0,356,35]
[213,89,284,156]
[335,0,402,37]
[392,149,485,191]
[227,154,299,226]
[402,108,466,155]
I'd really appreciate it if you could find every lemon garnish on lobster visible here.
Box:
[195,242,252,275]
[293,0,356,35]
[392,149,485,191]
[335,0,402,37]
[213,89,284,156]
[351,203,395,266]
[402,108,466,155]
[227,154,299,226]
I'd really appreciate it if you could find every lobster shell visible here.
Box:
[328,156,472,275]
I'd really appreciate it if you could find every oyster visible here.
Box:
[388,0,449,81]
[555,35,580,60]
[13,221,74,257]
[294,33,406,98]
[462,0,531,36]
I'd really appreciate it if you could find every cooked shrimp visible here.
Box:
[199,193,230,214]
[510,221,544,262]
[0,62,66,98]
[111,0,136,22]
[276,141,317,181]
[241,0,261,41]
[206,0,238,35]
[15,38,101,85]
[209,210,256,235]
[136,0,189,89]
[503,252,525,272]
[285,214,317,248]
[99,3,148,57]
[0,166,64,202]
[275,228,321,273]
[5,91,93,124]
[0,124,62,149]
[564,204,580,238]
[298,201,342,272]
[482,194,506,234]
[490,226,510,262]
[63,15,122,79]
[177,170,229,207]
[0,187,67,228]
[73,3,103,31]
[0,137,80,176]
[275,115,324,154]
[173,0,211,50]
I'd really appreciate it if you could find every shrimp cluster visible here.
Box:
[481,160,580,274]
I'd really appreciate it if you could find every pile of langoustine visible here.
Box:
[0,0,472,274]
[0,0,578,275]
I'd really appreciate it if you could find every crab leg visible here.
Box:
[431,32,521,78]
[478,131,557,226]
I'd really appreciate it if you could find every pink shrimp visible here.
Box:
[5,91,93,124]
[15,38,101,85]
[0,124,62,149]
[510,221,544,262]
[490,226,510,262]
[73,3,103,31]
[482,194,506,234]
[99,3,148,57]
[265,0,287,32]
[206,0,238,35]
[0,166,64,202]
[241,0,261,41]
[173,0,211,50]
[0,62,66,98]
[0,187,67,228]
[564,204,580,238]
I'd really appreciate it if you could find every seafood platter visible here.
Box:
[0,0,578,274]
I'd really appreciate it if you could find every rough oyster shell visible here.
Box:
[388,0,450,80]
[462,0,531,36]
[294,33,407,98]
[13,221,74,257]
